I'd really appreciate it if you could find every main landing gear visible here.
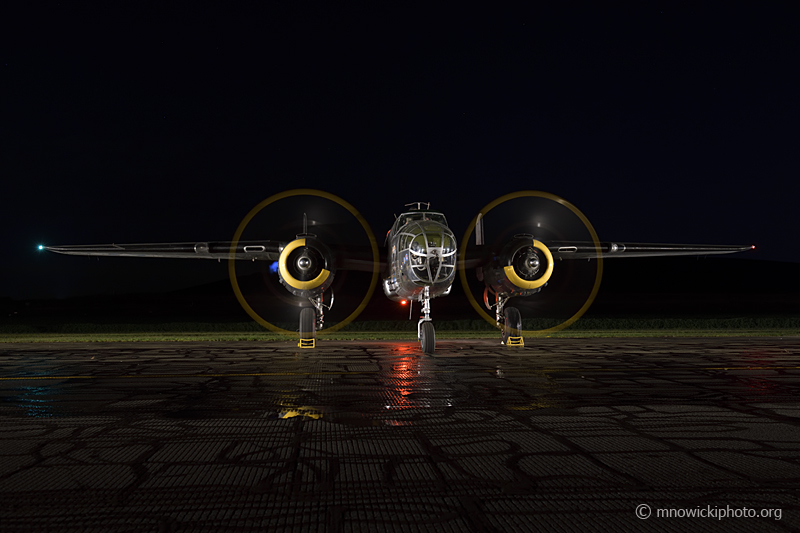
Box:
[502,306,523,346]
[298,290,333,348]
[298,308,315,348]
[418,286,436,354]
[485,288,524,346]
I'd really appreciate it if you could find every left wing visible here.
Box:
[45,241,284,261]
[461,241,754,270]
[547,242,755,260]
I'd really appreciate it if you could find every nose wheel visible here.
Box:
[417,285,436,354]
[419,321,435,354]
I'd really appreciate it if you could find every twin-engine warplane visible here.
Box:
[44,190,753,354]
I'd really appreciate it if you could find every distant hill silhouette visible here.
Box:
[7,258,798,324]
[592,257,799,316]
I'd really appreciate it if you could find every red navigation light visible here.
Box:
[400,300,407,306]
[751,245,756,250]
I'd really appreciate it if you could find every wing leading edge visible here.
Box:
[547,242,755,260]
[45,241,387,272]
[46,240,753,266]
[45,241,284,261]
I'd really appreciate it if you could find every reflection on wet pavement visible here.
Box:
[2,337,800,530]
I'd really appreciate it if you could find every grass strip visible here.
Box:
[2,317,799,342]
[1,329,799,343]
[3,316,800,334]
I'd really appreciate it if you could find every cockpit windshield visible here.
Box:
[397,212,447,229]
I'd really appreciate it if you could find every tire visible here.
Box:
[502,306,522,345]
[299,308,316,340]
[420,321,436,355]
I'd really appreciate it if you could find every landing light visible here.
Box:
[37,244,44,251]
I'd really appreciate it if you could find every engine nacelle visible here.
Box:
[481,235,554,297]
[278,237,335,298]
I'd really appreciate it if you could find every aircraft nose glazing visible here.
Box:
[403,223,456,284]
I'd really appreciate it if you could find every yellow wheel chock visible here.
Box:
[298,338,316,348]
[507,336,524,347]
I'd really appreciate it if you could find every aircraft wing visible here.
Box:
[547,242,755,260]
[461,242,753,270]
[45,241,284,261]
[45,241,387,272]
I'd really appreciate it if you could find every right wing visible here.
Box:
[45,241,387,271]
[45,241,285,261]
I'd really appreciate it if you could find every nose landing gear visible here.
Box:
[418,286,436,354]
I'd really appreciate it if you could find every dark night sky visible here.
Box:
[2,3,798,300]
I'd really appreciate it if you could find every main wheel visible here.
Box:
[299,307,316,341]
[420,321,436,355]
[502,306,522,345]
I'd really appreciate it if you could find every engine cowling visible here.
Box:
[278,237,335,298]
[481,235,554,297]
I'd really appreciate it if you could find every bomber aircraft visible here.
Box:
[43,190,754,354]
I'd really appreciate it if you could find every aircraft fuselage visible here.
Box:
[382,209,457,303]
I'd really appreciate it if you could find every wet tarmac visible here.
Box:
[2,337,800,531]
